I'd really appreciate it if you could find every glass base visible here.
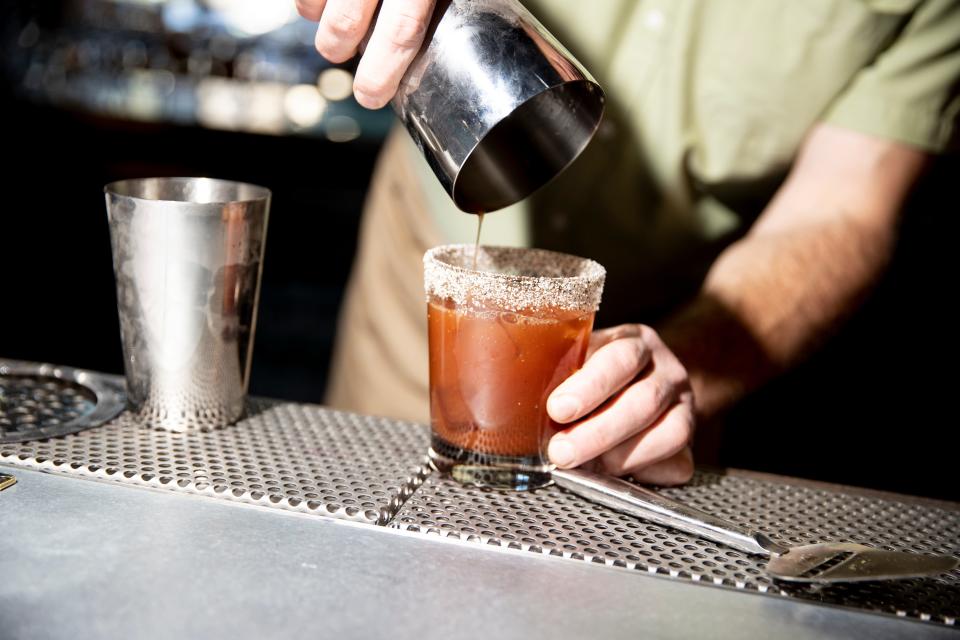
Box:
[428,435,553,491]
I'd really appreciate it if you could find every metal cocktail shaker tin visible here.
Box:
[391,0,605,213]
[105,178,270,432]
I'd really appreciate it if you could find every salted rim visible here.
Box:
[423,244,605,313]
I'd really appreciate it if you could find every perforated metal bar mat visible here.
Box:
[1,371,958,627]
[392,474,960,626]
[0,401,430,524]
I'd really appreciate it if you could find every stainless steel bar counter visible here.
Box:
[1,361,957,638]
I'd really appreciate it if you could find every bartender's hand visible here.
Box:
[296,0,436,109]
[547,324,695,485]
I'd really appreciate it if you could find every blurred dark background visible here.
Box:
[1,0,392,402]
[1,0,956,500]
[723,155,959,502]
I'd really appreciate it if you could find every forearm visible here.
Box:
[659,215,896,421]
[657,123,929,422]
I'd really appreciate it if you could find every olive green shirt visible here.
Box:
[418,0,960,323]
[328,0,960,422]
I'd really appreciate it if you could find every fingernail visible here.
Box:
[548,438,577,468]
[353,89,373,107]
[549,394,580,422]
[354,88,385,110]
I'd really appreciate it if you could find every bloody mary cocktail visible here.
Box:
[423,245,605,490]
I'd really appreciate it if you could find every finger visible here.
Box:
[629,447,694,486]
[547,336,651,424]
[585,324,642,359]
[353,0,435,108]
[599,401,694,476]
[315,0,379,63]
[296,0,327,21]
[547,373,680,469]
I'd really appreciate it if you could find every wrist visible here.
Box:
[656,296,776,422]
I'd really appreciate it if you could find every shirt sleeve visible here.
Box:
[821,0,960,152]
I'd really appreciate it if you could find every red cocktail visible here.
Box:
[423,245,605,489]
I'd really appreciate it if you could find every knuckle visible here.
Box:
[610,339,644,375]
[646,378,666,410]
[611,324,642,341]
[637,323,657,342]
[330,5,363,38]
[628,338,648,369]
[327,8,365,39]
[385,11,428,49]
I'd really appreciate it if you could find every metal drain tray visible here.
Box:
[1,361,958,627]
[0,360,125,443]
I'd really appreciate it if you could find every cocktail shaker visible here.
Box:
[391,0,605,213]
[105,177,270,432]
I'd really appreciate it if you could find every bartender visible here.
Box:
[296,0,960,485]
